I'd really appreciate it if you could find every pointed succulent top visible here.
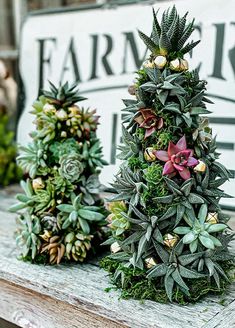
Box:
[138,6,200,59]
[41,81,87,108]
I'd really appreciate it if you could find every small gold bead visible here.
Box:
[144,257,157,269]
[206,212,218,224]
[163,233,179,248]
[144,147,156,162]
[110,242,121,254]
[194,160,207,173]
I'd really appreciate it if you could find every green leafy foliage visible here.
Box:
[10,82,107,264]
[102,6,234,303]
[0,110,22,186]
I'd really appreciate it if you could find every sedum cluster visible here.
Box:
[101,7,234,302]
[0,106,22,186]
[10,82,107,264]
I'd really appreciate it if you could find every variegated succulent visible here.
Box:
[10,81,107,264]
[101,7,234,303]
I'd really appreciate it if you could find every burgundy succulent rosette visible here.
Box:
[135,108,163,139]
[155,135,199,180]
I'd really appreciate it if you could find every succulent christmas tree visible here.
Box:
[0,105,22,186]
[101,7,234,303]
[10,81,107,264]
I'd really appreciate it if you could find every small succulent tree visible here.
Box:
[10,82,107,264]
[101,7,234,303]
[0,105,22,186]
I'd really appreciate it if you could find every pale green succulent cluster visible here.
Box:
[10,82,107,264]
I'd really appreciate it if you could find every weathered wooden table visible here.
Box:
[0,186,235,328]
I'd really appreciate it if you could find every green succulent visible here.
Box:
[117,125,142,161]
[41,214,59,233]
[153,177,206,228]
[192,117,212,149]
[49,138,81,162]
[15,212,41,259]
[9,179,35,213]
[32,182,56,214]
[174,204,227,253]
[17,140,48,178]
[81,140,108,172]
[107,201,130,237]
[147,242,205,301]
[138,6,199,57]
[57,193,104,234]
[59,153,84,182]
[41,81,87,108]
[64,231,93,262]
[79,174,101,205]
[50,171,74,197]
[110,164,147,208]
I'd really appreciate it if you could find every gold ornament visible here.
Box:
[180,59,189,71]
[145,257,157,269]
[206,212,218,224]
[110,241,121,254]
[68,105,80,116]
[170,58,189,72]
[154,55,167,69]
[194,160,207,173]
[143,60,155,69]
[55,109,68,121]
[163,233,179,248]
[43,103,56,114]
[32,177,45,190]
[144,147,156,162]
[61,131,67,138]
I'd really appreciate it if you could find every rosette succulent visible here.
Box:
[135,108,163,139]
[155,135,199,180]
[59,153,84,182]
[64,231,93,262]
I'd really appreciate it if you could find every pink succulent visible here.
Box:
[134,109,164,139]
[155,135,199,180]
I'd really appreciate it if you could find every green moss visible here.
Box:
[100,257,234,305]
[154,130,173,150]
[135,69,149,88]
[142,163,169,216]
[128,156,148,171]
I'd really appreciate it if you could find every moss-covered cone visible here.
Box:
[102,6,234,303]
[10,81,108,264]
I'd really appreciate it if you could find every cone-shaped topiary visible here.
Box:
[0,106,22,186]
[10,81,107,264]
[101,6,234,303]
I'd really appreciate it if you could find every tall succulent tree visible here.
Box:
[101,7,234,302]
[10,81,107,264]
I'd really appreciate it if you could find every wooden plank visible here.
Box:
[0,279,125,328]
[0,191,234,328]
[202,300,235,328]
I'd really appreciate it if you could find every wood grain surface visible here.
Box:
[0,186,234,328]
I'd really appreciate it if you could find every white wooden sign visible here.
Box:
[18,0,235,208]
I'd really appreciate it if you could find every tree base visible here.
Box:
[100,257,234,304]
